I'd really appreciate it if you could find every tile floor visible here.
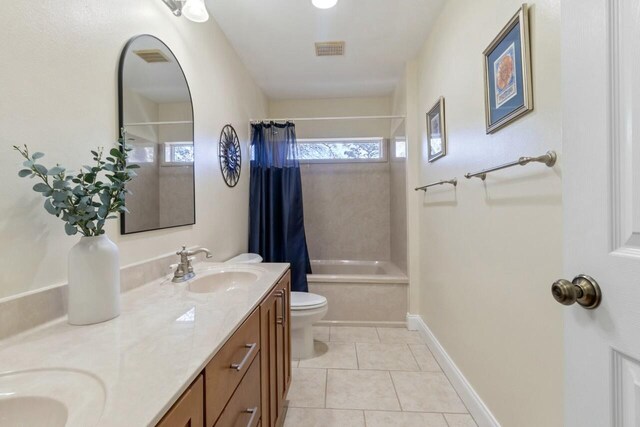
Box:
[283,326,478,427]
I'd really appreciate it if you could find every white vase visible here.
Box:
[67,234,121,325]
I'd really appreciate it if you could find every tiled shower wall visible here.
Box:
[301,162,391,261]
[269,97,407,267]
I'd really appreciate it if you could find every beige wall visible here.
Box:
[0,1,267,299]
[411,1,563,426]
[268,97,392,139]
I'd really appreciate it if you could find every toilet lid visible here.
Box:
[290,292,327,310]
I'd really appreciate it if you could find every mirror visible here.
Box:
[118,35,195,234]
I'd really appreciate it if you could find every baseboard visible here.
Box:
[406,314,501,427]
[316,320,406,328]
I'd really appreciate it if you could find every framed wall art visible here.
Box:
[483,3,533,134]
[426,96,446,162]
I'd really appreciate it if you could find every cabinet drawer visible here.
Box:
[214,354,261,427]
[206,309,260,427]
[157,375,204,427]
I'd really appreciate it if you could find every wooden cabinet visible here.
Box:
[156,269,290,427]
[259,271,291,427]
[214,355,261,427]
[205,309,261,427]
[157,375,204,427]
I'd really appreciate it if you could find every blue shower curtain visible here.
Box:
[249,121,311,292]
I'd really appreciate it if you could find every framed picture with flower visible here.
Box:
[426,96,446,162]
[483,3,533,134]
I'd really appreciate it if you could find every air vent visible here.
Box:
[134,49,171,63]
[315,41,345,57]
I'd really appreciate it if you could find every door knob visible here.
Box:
[551,274,602,309]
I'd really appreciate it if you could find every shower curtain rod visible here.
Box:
[249,115,406,123]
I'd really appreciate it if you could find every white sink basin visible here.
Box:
[0,396,68,426]
[0,368,106,427]
[188,267,264,293]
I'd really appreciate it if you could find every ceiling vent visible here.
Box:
[315,41,345,57]
[134,49,171,63]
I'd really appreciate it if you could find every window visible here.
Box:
[163,142,194,166]
[296,137,387,162]
[394,137,407,159]
[129,145,156,164]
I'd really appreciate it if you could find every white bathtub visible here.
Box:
[308,260,408,284]
[307,260,409,326]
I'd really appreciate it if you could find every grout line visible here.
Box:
[328,325,332,342]
[375,327,381,342]
[387,370,404,411]
[406,343,422,371]
[362,410,367,427]
[354,343,360,369]
[440,371,473,415]
[323,368,328,409]
[443,412,452,427]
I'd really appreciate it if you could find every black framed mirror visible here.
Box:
[118,35,195,234]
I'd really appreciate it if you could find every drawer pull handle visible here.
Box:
[230,343,257,371]
[276,289,286,325]
[244,407,259,427]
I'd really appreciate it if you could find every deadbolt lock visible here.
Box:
[551,275,602,309]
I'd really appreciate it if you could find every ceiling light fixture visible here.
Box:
[312,0,338,9]
[161,0,209,23]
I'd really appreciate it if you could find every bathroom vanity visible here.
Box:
[158,270,291,427]
[0,262,291,427]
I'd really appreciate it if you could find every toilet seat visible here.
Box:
[290,292,327,311]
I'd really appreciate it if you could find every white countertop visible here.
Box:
[0,262,289,427]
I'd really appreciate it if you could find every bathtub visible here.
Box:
[307,260,409,326]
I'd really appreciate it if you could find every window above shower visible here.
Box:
[296,137,387,163]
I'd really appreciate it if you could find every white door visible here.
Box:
[563,0,640,426]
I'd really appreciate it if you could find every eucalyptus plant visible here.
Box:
[14,134,139,237]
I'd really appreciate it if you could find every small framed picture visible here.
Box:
[483,3,533,134]
[426,96,446,162]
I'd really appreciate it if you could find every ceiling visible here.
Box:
[208,0,445,100]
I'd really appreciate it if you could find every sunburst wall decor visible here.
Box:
[218,124,241,187]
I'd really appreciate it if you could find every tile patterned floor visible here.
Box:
[283,326,478,427]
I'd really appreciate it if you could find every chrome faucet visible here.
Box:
[172,246,213,283]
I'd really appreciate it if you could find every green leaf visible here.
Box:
[31,152,44,160]
[23,160,34,168]
[64,223,78,236]
[32,183,49,193]
[44,200,57,215]
[48,166,65,175]
[18,169,33,177]
[52,191,67,202]
[126,164,140,169]
[86,221,96,230]
[33,164,47,175]
[52,180,67,190]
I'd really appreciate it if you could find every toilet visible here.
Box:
[227,253,328,359]
[289,291,328,359]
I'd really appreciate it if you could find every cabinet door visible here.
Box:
[157,375,204,427]
[260,271,291,427]
[260,285,279,427]
[279,273,291,400]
